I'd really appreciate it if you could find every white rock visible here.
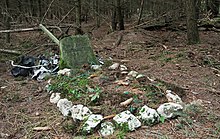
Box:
[50,93,61,104]
[138,105,159,125]
[121,71,128,74]
[70,104,92,121]
[82,114,103,133]
[113,110,141,131]
[136,74,145,79]
[100,122,115,136]
[57,99,73,116]
[108,63,120,70]
[1,86,7,89]
[166,90,182,104]
[57,68,71,76]
[157,102,183,119]
[120,65,128,71]
[91,65,102,70]
[128,71,138,77]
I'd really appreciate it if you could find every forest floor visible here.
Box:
[0,22,220,139]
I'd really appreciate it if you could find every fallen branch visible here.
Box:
[0,49,21,55]
[33,126,52,131]
[103,114,116,120]
[0,25,66,33]
[114,34,123,47]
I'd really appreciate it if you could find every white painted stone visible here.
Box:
[100,122,115,136]
[57,98,73,116]
[138,105,159,125]
[70,104,92,121]
[166,90,182,104]
[113,110,141,131]
[82,114,103,133]
[128,71,138,77]
[108,63,120,70]
[50,93,61,104]
[57,68,71,76]
[157,102,183,119]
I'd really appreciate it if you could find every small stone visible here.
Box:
[35,112,40,116]
[157,102,183,119]
[50,93,61,104]
[109,63,120,70]
[100,122,115,136]
[91,65,102,70]
[57,99,73,116]
[138,105,159,125]
[71,104,92,121]
[136,74,145,79]
[113,110,141,131]
[57,68,71,76]
[128,71,138,77]
[121,71,128,74]
[120,65,128,71]
[1,86,7,89]
[82,114,103,133]
[166,90,182,104]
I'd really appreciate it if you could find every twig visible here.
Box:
[0,49,21,55]
[41,0,55,23]
[33,126,52,131]
[114,34,123,47]
[103,114,116,120]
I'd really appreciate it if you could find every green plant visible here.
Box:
[90,87,102,102]
[115,123,130,139]
[20,40,34,48]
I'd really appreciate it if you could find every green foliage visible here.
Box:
[49,74,90,101]
[115,123,130,139]
[202,55,220,69]
[160,116,165,123]
[89,87,102,103]
[20,40,34,48]
[59,58,70,69]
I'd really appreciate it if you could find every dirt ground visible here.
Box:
[0,24,220,139]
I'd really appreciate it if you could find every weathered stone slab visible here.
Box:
[60,35,98,69]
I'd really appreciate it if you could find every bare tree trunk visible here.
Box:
[186,0,200,44]
[95,0,101,28]
[117,0,124,30]
[137,0,144,25]
[38,0,42,21]
[5,0,10,43]
[75,0,83,35]
[111,0,117,31]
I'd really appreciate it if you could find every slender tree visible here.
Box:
[5,0,11,43]
[117,0,124,30]
[186,0,200,44]
[75,0,83,34]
